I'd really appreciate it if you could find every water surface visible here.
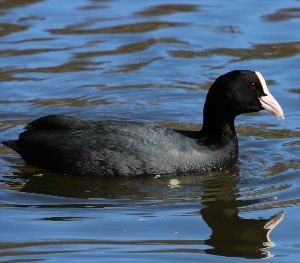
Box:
[1,0,300,262]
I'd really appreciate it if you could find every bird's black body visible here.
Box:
[2,70,284,177]
[4,116,238,176]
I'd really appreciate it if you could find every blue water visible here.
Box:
[0,0,300,262]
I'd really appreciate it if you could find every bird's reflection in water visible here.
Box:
[200,171,284,258]
[11,164,284,259]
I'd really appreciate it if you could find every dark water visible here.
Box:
[0,0,300,262]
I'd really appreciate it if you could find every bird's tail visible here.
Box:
[2,140,20,153]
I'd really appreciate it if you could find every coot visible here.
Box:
[2,70,284,177]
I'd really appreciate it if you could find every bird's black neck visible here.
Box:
[198,86,239,149]
[199,111,238,150]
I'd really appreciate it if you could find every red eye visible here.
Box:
[249,82,257,90]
